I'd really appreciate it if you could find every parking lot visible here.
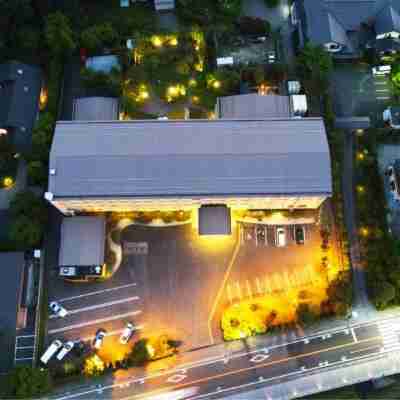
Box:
[377,144,400,236]
[45,210,338,361]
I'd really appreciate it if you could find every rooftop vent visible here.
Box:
[24,86,29,92]
[50,168,56,175]
[17,69,23,75]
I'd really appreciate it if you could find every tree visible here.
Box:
[80,23,118,52]
[3,366,52,398]
[238,16,271,36]
[9,190,48,248]
[128,339,150,366]
[27,160,48,186]
[296,43,333,93]
[296,304,319,326]
[45,12,76,57]
[371,280,396,310]
[264,0,280,8]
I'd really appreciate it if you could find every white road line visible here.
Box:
[55,283,137,303]
[49,296,140,319]
[351,328,358,343]
[16,335,35,339]
[16,346,34,350]
[48,311,142,334]
[15,357,33,361]
[81,325,144,342]
[375,89,389,92]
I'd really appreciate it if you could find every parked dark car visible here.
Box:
[295,226,305,245]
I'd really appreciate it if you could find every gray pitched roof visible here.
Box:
[59,216,105,266]
[0,61,42,150]
[216,94,291,119]
[73,97,119,121]
[298,0,400,52]
[49,119,332,199]
[375,2,400,34]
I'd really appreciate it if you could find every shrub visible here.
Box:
[81,23,118,52]
[238,16,271,36]
[3,366,52,398]
[128,339,150,366]
[296,303,319,326]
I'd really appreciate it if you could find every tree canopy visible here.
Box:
[45,12,76,57]
[3,366,52,398]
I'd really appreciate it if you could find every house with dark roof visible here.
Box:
[292,0,400,58]
[0,61,42,151]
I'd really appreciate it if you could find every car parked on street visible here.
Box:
[295,226,305,245]
[93,329,106,349]
[120,322,135,344]
[57,341,75,361]
[276,227,286,247]
[49,301,68,318]
[40,339,63,364]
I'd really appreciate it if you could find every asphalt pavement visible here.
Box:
[48,315,400,400]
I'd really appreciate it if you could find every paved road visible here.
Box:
[50,315,400,400]
[342,130,372,312]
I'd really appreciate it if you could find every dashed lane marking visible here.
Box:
[48,311,142,334]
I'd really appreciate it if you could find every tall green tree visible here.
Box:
[45,12,76,57]
[81,23,118,52]
[3,366,52,398]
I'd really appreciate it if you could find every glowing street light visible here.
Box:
[360,227,369,237]
[3,176,14,188]
[356,185,365,194]
[146,343,155,359]
[356,152,365,161]
[151,36,163,47]
[212,80,221,89]
[188,78,197,87]
[192,95,199,103]
[170,37,178,46]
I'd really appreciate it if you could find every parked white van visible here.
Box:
[40,340,63,364]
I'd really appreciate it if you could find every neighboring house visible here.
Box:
[154,0,175,11]
[292,0,400,59]
[0,252,26,373]
[46,119,332,234]
[0,61,42,151]
[73,97,119,121]
[215,93,308,118]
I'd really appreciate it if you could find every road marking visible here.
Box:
[350,328,358,343]
[255,277,262,294]
[350,345,380,355]
[245,280,252,298]
[226,284,233,304]
[55,283,137,303]
[16,335,35,339]
[54,334,384,400]
[166,374,187,383]
[250,354,270,363]
[49,296,140,319]
[208,229,240,344]
[235,281,242,299]
[15,346,34,349]
[15,357,33,361]
[48,311,142,334]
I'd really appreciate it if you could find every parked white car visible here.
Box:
[93,329,106,349]
[276,227,286,247]
[120,323,135,344]
[49,301,68,318]
[40,340,63,364]
[57,341,75,361]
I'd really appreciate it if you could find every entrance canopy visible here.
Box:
[198,205,231,235]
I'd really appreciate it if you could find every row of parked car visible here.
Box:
[41,302,137,365]
[244,224,306,247]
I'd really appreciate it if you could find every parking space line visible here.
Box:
[55,283,137,303]
[255,277,262,294]
[16,335,35,339]
[351,328,358,343]
[245,280,252,298]
[235,281,242,299]
[48,311,142,334]
[15,357,33,361]
[16,346,34,349]
[81,325,145,342]
[226,284,233,304]
[49,296,140,319]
